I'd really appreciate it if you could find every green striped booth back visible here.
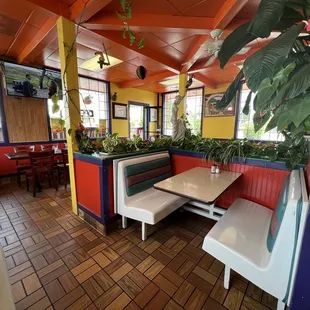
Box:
[124,157,172,197]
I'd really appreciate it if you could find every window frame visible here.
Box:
[234,82,284,142]
[0,71,112,146]
[161,87,204,136]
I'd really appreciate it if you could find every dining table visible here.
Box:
[154,167,242,221]
[5,149,65,160]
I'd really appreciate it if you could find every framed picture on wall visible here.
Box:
[149,107,158,122]
[204,93,236,117]
[112,102,128,120]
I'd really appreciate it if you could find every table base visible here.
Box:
[183,201,226,221]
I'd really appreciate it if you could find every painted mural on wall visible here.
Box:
[204,93,235,117]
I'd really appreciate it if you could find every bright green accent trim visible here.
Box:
[126,173,171,196]
[125,158,170,177]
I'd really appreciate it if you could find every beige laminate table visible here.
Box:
[154,167,242,221]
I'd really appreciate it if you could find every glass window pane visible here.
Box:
[236,85,284,141]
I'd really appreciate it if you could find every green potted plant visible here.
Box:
[216,0,310,144]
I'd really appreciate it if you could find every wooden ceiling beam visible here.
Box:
[85,13,214,34]
[93,30,180,74]
[119,71,176,88]
[69,0,112,23]
[213,0,248,29]
[189,47,260,74]
[194,73,217,89]
[180,34,210,73]
[180,0,249,74]
[17,17,57,64]
[25,0,69,18]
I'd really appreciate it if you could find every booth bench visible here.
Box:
[114,152,188,240]
[203,169,308,310]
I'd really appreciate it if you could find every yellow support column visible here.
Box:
[178,73,188,118]
[57,16,81,214]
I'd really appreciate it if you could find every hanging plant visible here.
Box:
[116,0,145,49]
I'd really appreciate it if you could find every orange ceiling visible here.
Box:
[0,0,265,93]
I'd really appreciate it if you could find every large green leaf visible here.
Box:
[275,7,305,30]
[271,63,310,108]
[256,78,277,112]
[287,94,310,127]
[243,91,252,115]
[218,22,256,69]
[277,111,292,130]
[265,105,286,132]
[254,111,271,132]
[244,23,304,92]
[247,0,286,38]
[216,70,244,109]
[286,0,310,19]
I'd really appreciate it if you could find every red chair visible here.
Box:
[57,149,69,188]
[25,151,58,197]
[13,145,35,187]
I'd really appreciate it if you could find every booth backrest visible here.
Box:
[266,170,304,301]
[114,152,171,213]
[124,157,171,196]
[267,175,290,252]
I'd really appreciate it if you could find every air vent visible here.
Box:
[0,13,21,37]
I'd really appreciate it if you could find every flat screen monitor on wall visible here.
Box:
[4,62,62,100]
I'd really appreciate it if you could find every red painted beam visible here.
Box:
[69,0,112,23]
[25,0,69,18]
[189,47,260,74]
[194,73,217,89]
[120,71,176,88]
[85,13,214,34]
[180,34,210,73]
[93,30,180,74]
[213,0,248,29]
[17,17,57,64]
[180,0,249,74]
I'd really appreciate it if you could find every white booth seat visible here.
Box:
[202,169,308,310]
[115,152,188,240]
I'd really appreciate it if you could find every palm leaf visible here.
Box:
[244,23,304,92]
[216,70,244,109]
[271,63,310,108]
[247,0,286,38]
[218,22,257,69]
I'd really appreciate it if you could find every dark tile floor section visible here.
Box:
[0,181,279,310]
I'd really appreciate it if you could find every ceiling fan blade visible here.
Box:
[236,47,251,55]
[204,54,217,67]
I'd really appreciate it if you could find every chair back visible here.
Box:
[61,149,69,165]
[13,145,35,153]
[41,144,58,151]
[29,151,54,171]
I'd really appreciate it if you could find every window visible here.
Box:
[162,92,178,136]
[236,84,284,141]
[186,88,203,135]
[48,77,110,140]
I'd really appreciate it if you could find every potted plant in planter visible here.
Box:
[83,95,93,105]
[216,0,310,147]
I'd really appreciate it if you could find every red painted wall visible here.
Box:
[108,165,115,217]
[171,155,290,210]
[74,159,101,217]
[0,143,66,176]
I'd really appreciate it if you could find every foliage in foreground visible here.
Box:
[96,133,308,170]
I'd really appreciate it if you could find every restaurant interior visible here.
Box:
[1,0,310,309]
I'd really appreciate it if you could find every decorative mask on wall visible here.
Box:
[111,92,117,101]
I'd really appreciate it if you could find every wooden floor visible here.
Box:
[0,181,279,310]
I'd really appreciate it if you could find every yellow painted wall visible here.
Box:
[202,84,236,139]
[110,83,158,137]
